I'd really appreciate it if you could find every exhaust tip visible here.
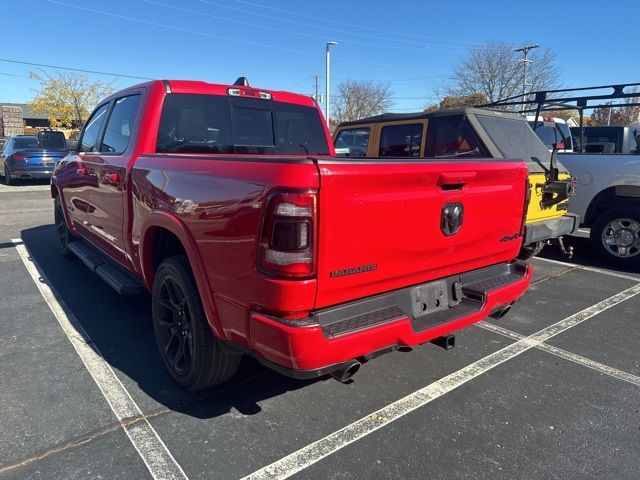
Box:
[331,360,361,383]
[431,334,455,350]
[489,303,513,319]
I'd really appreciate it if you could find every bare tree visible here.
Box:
[591,88,640,126]
[444,41,560,105]
[332,80,392,123]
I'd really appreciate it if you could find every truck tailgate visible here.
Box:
[315,159,529,308]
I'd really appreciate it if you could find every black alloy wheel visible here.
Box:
[3,164,13,185]
[152,256,241,390]
[155,274,194,377]
[54,198,73,257]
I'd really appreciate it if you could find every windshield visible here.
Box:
[13,137,38,149]
[477,115,550,171]
[157,94,330,155]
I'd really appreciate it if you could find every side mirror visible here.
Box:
[37,131,67,150]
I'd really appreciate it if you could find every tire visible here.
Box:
[3,164,13,185]
[54,197,74,258]
[517,241,545,260]
[590,206,640,268]
[152,256,241,390]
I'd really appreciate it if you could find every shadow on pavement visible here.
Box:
[538,234,640,275]
[21,224,318,420]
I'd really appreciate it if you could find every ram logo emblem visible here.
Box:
[441,202,464,236]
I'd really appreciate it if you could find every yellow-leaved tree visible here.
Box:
[29,71,115,128]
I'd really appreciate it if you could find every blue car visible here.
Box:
[1,134,68,185]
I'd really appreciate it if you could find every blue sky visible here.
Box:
[2,0,638,113]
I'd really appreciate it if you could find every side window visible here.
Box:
[425,116,487,158]
[80,103,110,153]
[101,95,141,154]
[379,124,422,157]
[334,128,370,157]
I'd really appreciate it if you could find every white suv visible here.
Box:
[526,116,574,153]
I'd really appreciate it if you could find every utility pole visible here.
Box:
[607,101,613,126]
[325,41,337,127]
[314,75,319,101]
[515,44,539,113]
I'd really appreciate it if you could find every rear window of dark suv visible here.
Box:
[156,94,330,155]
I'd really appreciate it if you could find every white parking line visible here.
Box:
[477,321,640,387]
[11,239,188,480]
[241,283,640,480]
[533,256,640,281]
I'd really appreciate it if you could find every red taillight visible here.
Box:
[13,153,28,161]
[258,191,317,279]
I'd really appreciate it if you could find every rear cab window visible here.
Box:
[12,137,38,150]
[156,94,329,155]
[528,120,572,150]
[425,115,487,158]
[477,114,550,170]
[379,123,423,157]
[334,127,370,157]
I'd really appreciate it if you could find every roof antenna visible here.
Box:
[234,77,249,87]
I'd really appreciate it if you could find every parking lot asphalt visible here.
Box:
[1,184,639,480]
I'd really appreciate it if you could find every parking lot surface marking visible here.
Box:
[241,282,640,480]
[535,255,640,281]
[477,321,640,387]
[12,239,188,480]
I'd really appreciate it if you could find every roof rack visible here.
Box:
[479,82,640,152]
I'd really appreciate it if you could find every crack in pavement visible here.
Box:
[0,370,269,476]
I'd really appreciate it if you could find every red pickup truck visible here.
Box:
[51,79,532,390]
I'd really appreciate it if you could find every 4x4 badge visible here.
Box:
[441,202,464,236]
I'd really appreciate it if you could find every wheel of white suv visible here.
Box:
[152,255,241,390]
[591,206,640,267]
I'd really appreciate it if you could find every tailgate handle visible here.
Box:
[438,172,476,190]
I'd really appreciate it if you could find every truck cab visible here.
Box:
[333,108,578,259]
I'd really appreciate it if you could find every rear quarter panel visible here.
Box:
[130,155,319,346]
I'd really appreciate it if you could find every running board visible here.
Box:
[67,241,145,295]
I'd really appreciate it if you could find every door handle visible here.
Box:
[104,172,120,183]
[76,168,89,175]
[438,171,477,190]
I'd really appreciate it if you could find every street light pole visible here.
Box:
[325,41,337,126]
[515,44,539,113]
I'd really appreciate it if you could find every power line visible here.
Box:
[198,0,468,51]
[48,0,315,56]
[235,0,478,46]
[0,57,151,80]
[48,1,434,72]
[0,71,33,79]
[148,0,463,54]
